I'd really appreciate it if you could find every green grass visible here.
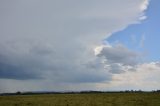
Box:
[0,93,160,106]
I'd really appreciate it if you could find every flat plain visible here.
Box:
[0,92,160,106]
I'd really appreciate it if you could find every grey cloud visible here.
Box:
[0,43,111,82]
[0,62,42,80]
[98,44,139,66]
[108,63,125,74]
[96,44,139,74]
[52,69,112,83]
[0,54,45,80]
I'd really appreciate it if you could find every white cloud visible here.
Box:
[140,0,149,11]
[110,62,160,90]
[139,15,147,20]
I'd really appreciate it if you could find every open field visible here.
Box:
[0,93,160,106]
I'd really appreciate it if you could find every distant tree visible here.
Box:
[125,90,129,93]
[16,91,21,95]
[156,90,160,92]
[131,90,134,92]
[138,89,142,92]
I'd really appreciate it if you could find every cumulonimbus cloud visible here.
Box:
[0,0,150,92]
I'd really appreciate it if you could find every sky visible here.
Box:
[0,0,160,93]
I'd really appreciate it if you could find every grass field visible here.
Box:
[0,93,160,106]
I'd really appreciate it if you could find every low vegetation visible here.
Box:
[0,92,160,106]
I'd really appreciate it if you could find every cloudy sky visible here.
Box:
[0,0,160,93]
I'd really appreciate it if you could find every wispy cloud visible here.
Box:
[139,34,146,48]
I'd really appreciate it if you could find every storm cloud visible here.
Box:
[0,0,149,92]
